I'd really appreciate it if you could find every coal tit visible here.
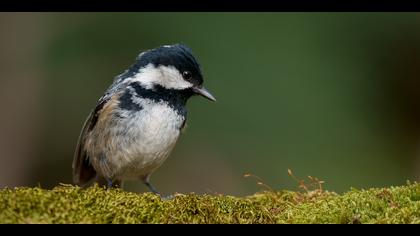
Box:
[72,44,216,195]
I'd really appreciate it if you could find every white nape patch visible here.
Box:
[127,63,193,90]
[162,45,173,48]
[137,51,147,58]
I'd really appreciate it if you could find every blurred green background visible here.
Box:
[1,13,420,196]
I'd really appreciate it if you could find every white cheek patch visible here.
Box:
[158,65,193,89]
[127,64,193,90]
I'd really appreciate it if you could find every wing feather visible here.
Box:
[72,78,130,185]
[72,97,110,185]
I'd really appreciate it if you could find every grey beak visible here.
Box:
[193,86,216,102]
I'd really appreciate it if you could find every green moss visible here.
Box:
[0,183,419,223]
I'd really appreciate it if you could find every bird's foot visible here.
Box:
[159,194,175,201]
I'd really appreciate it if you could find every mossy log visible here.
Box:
[0,183,419,223]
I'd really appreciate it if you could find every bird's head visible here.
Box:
[123,44,216,102]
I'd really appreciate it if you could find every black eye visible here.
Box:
[182,71,192,81]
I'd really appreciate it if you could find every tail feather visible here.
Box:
[72,112,97,186]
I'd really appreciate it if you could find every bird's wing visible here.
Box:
[73,76,133,185]
[72,79,127,185]
[72,95,111,186]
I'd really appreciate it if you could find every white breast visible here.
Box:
[109,100,185,180]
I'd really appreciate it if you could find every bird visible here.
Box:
[72,44,216,196]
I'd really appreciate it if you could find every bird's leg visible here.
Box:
[95,176,121,188]
[107,179,114,188]
[143,177,160,195]
[142,176,175,201]
[109,179,122,188]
